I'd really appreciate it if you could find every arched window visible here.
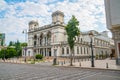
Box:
[40,33,43,45]
[28,51,30,56]
[47,31,51,45]
[62,48,64,54]
[34,35,37,46]
[34,35,37,40]
[34,41,36,47]
[81,38,83,43]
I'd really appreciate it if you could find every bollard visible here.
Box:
[74,59,75,63]
[78,59,79,62]
[64,60,65,64]
[106,63,108,68]
[79,62,81,67]
[61,62,63,66]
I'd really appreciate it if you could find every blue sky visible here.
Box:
[0,0,111,45]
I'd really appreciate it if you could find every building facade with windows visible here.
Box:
[104,0,120,64]
[22,11,113,59]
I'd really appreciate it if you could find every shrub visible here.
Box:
[35,54,43,59]
[30,60,35,64]
[95,54,99,59]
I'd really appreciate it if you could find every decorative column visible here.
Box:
[112,28,120,65]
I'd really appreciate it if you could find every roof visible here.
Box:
[52,10,64,17]
[29,20,39,25]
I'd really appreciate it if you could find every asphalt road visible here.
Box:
[0,62,120,80]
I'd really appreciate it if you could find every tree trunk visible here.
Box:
[70,48,73,66]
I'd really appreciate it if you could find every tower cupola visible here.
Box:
[29,20,39,31]
[52,10,64,24]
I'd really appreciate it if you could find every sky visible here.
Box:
[0,0,111,45]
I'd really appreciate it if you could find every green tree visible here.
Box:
[6,47,17,59]
[15,40,22,57]
[0,47,17,59]
[0,49,6,59]
[21,42,27,47]
[65,15,80,66]
[9,41,15,46]
[0,41,27,59]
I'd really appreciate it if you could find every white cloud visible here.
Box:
[0,0,109,44]
[0,0,7,10]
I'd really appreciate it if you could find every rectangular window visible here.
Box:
[84,47,86,54]
[77,47,79,54]
[62,48,64,54]
[67,47,69,54]
[81,47,82,54]
[87,48,89,54]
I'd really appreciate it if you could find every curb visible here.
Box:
[54,65,120,71]
[0,61,31,65]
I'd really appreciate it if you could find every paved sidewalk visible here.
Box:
[1,59,120,70]
[58,59,120,70]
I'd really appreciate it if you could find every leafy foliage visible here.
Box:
[35,54,43,59]
[9,41,15,46]
[21,42,27,47]
[0,40,28,59]
[0,47,17,59]
[65,15,80,66]
[65,15,80,49]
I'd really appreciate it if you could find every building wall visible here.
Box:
[105,0,120,29]
[22,11,113,60]
[105,0,120,64]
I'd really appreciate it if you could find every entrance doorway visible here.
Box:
[118,43,120,57]
[48,48,51,56]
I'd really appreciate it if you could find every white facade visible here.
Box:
[22,11,113,59]
[105,0,120,29]
[104,0,120,64]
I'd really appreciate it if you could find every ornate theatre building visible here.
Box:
[22,11,113,59]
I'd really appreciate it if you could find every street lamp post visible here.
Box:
[89,32,95,67]
[22,29,27,62]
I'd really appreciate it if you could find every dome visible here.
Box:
[29,20,39,25]
[52,10,64,17]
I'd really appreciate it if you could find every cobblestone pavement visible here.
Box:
[0,62,120,80]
